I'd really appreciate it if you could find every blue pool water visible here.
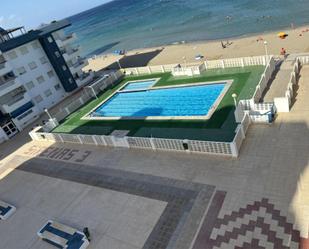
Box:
[92,83,226,117]
[121,80,156,91]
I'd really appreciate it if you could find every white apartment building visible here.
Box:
[0,20,93,142]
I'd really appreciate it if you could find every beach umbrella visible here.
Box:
[277,32,288,39]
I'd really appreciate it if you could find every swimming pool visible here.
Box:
[86,80,231,120]
[120,79,156,91]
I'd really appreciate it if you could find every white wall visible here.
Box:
[3,40,67,113]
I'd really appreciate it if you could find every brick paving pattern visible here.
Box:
[193,192,301,249]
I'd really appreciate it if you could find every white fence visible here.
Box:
[52,70,124,124]
[85,70,124,98]
[274,58,301,112]
[123,55,268,76]
[234,57,276,124]
[298,56,309,65]
[30,109,251,158]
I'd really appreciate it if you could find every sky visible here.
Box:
[0,0,112,29]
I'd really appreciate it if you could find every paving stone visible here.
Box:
[18,157,215,249]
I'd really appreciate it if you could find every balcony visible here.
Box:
[74,72,94,87]
[0,61,13,76]
[0,76,21,95]
[61,46,81,62]
[55,33,76,48]
[69,59,88,75]
[1,93,30,114]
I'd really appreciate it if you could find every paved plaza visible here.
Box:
[0,66,309,248]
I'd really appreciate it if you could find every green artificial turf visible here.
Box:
[52,66,264,141]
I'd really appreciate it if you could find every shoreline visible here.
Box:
[84,24,309,71]
[88,23,309,57]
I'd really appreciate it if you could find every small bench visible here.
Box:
[37,220,89,249]
[0,200,16,220]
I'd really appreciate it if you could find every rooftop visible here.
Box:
[0,20,71,52]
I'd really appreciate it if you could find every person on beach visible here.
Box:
[280,48,287,59]
[221,41,226,49]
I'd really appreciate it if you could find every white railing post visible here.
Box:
[64,107,70,115]
[92,135,98,146]
[58,134,64,143]
[204,61,208,70]
[241,58,245,67]
[135,68,139,75]
[239,124,245,138]
[110,136,116,147]
[150,138,156,150]
[123,137,130,148]
[221,60,225,69]
[230,142,239,158]
[161,65,165,72]
[77,135,83,144]
[148,66,152,74]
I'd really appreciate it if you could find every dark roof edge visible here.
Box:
[0,19,71,53]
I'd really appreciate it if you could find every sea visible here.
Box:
[66,0,309,57]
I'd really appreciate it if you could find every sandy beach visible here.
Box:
[84,25,309,72]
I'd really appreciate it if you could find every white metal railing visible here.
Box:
[30,130,236,157]
[123,55,268,76]
[53,70,124,122]
[85,70,124,98]
[29,111,252,158]
[274,58,301,112]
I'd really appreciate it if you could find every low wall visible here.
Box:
[30,109,251,158]
[274,58,301,112]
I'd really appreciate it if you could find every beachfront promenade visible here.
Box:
[0,61,309,248]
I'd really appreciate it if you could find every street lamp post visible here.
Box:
[263,41,268,61]
[182,56,187,69]
[117,60,122,70]
[44,108,53,120]
[232,93,238,107]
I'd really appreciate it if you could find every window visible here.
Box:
[34,95,43,103]
[31,42,40,49]
[28,61,37,70]
[48,36,53,43]
[39,56,48,64]
[36,76,45,84]
[7,51,17,60]
[44,89,52,97]
[55,51,61,58]
[17,109,33,120]
[19,46,29,55]
[47,70,55,78]
[62,65,67,71]
[16,66,26,75]
[54,84,61,91]
[25,81,35,90]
